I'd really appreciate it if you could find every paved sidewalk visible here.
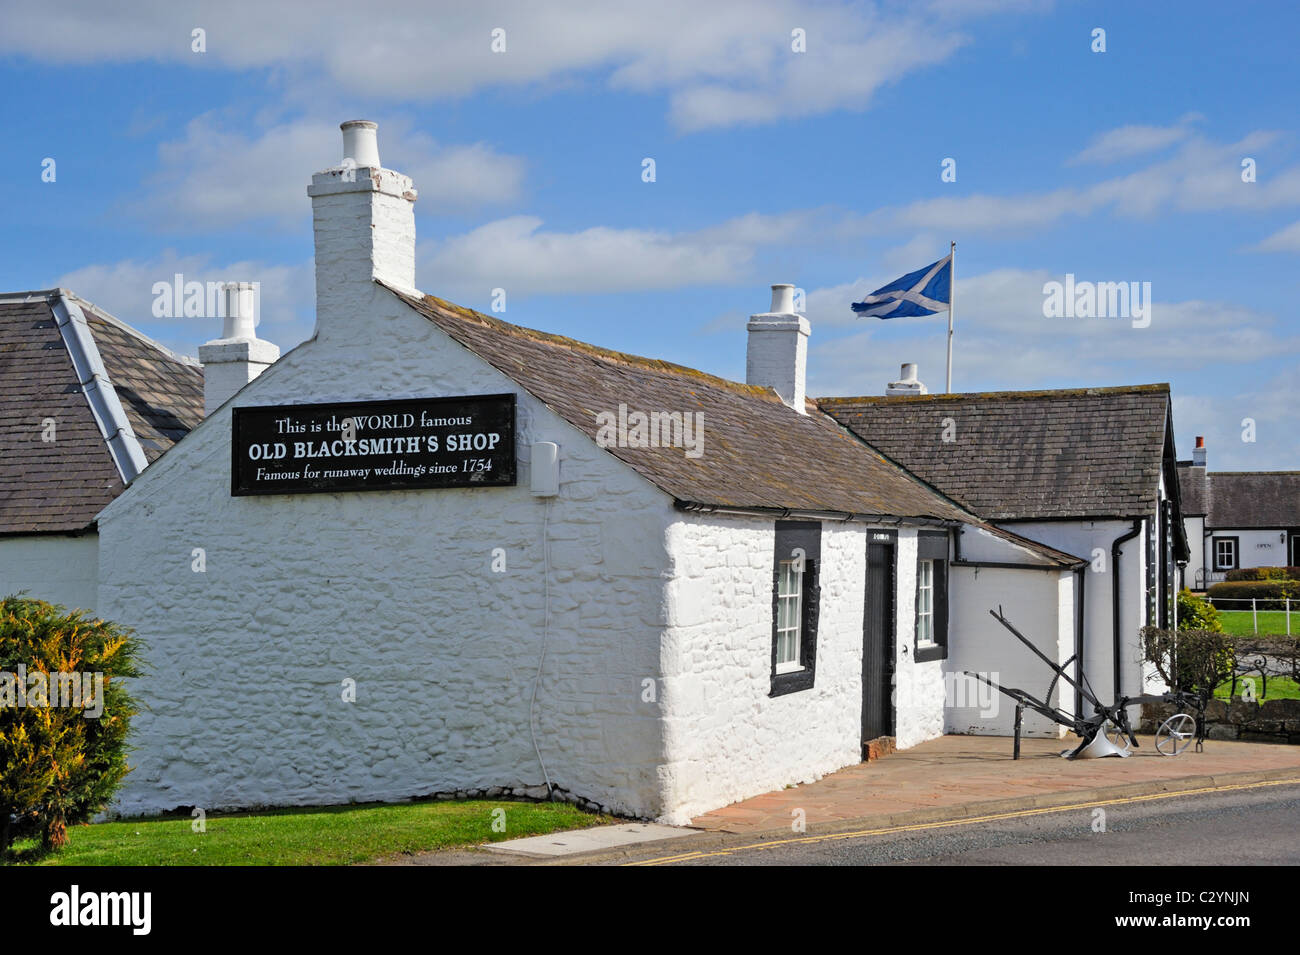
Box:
[689,735,1300,833]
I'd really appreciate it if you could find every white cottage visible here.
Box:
[1178,437,1300,588]
[93,121,1087,823]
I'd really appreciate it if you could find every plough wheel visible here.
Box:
[1155,713,1195,756]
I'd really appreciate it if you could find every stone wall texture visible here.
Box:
[1141,697,1300,745]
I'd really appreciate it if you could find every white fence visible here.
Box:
[1207,596,1295,634]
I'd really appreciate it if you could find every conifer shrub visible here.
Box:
[0,596,140,853]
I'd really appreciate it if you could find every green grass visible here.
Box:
[5,799,611,866]
[1216,609,1298,637]
[1213,675,1300,702]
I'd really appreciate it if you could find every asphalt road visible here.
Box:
[627,780,1300,866]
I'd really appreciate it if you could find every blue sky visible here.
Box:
[3,0,1299,469]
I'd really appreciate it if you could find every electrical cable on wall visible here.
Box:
[528,495,554,797]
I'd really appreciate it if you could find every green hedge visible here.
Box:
[1225,566,1300,582]
[1207,579,1300,609]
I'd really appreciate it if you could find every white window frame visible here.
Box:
[775,558,804,673]
[1214,538,1237,571]
[917,558,935,646]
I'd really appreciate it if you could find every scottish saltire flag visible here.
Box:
[851,254,952,319]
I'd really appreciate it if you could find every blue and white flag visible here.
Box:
[851,254,952,319]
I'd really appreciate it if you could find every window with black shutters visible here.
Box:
[770,521,821,697]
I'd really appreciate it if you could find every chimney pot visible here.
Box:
[221,282,258,341]
[341,119,381,168]
[769,284,795,314]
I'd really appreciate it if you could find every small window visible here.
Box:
[915,531,949,662]
[770,521,821,697]
[1213,537,1238,571]
[917,559,935,645]
[775,559,804,673]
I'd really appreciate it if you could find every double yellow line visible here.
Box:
[624,777,1300,865]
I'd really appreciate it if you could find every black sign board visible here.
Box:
[231,394,516,496]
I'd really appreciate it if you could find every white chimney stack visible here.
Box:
[746,283,809,413]
[886,362,928,396]
[198,282,280,415]
[1192,435,1207,467]
[307,120,418,342]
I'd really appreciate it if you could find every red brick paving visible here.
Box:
[689,734,1300,833]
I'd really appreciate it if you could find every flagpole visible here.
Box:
[946,240,955,393]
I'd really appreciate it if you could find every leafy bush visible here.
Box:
[1206,579,1300,609]
[1225,566,1300,582]
[1176,588,1222,631]
[1142,626,1234,695]
[0,596,140,854]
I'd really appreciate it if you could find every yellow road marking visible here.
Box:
[624,777,1300,866]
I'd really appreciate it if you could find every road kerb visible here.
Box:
[535,767,1300,866]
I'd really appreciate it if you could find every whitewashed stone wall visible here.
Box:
[656,520,950,823]
[99,283,676,819]
[657,516,866,824]
[0,534,99,613]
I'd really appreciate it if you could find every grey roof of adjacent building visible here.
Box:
[0,290,203,534]
[1176,462,1208,517]
[818,385,1174,522]
[1200,471,1300,529]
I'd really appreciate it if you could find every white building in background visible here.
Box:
[1178,437,1300,588]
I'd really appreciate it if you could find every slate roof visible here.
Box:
[1177,463,1208,516]
[392,287,980,523]
[0,292,203,534]
[1203,471,1300,529]
[818,385,1172,522]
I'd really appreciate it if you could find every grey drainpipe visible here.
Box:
[1111,519,1143,700]
[1074,564,1086,717]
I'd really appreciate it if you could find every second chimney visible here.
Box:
[746,284,809,413]
[1192,435,1207,467]
[198,283,280,415]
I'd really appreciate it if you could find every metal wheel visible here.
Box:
[1103,720,1132,753]
[1155,713,1195,756]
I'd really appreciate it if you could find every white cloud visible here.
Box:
[1067,114,1202,165]
[841,130,1300,236]
[804,267,1300,397]
[53,252,315,355]
[0,0,994,131]
[1251,220,1300,253]
[422,215,753,298]
[139,115,524,231]
[1173,367,1300,470]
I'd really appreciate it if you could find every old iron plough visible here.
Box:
[966,608,1208,759]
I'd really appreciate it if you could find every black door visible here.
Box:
[1291,534,1300,567]
[862,535,896,744]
